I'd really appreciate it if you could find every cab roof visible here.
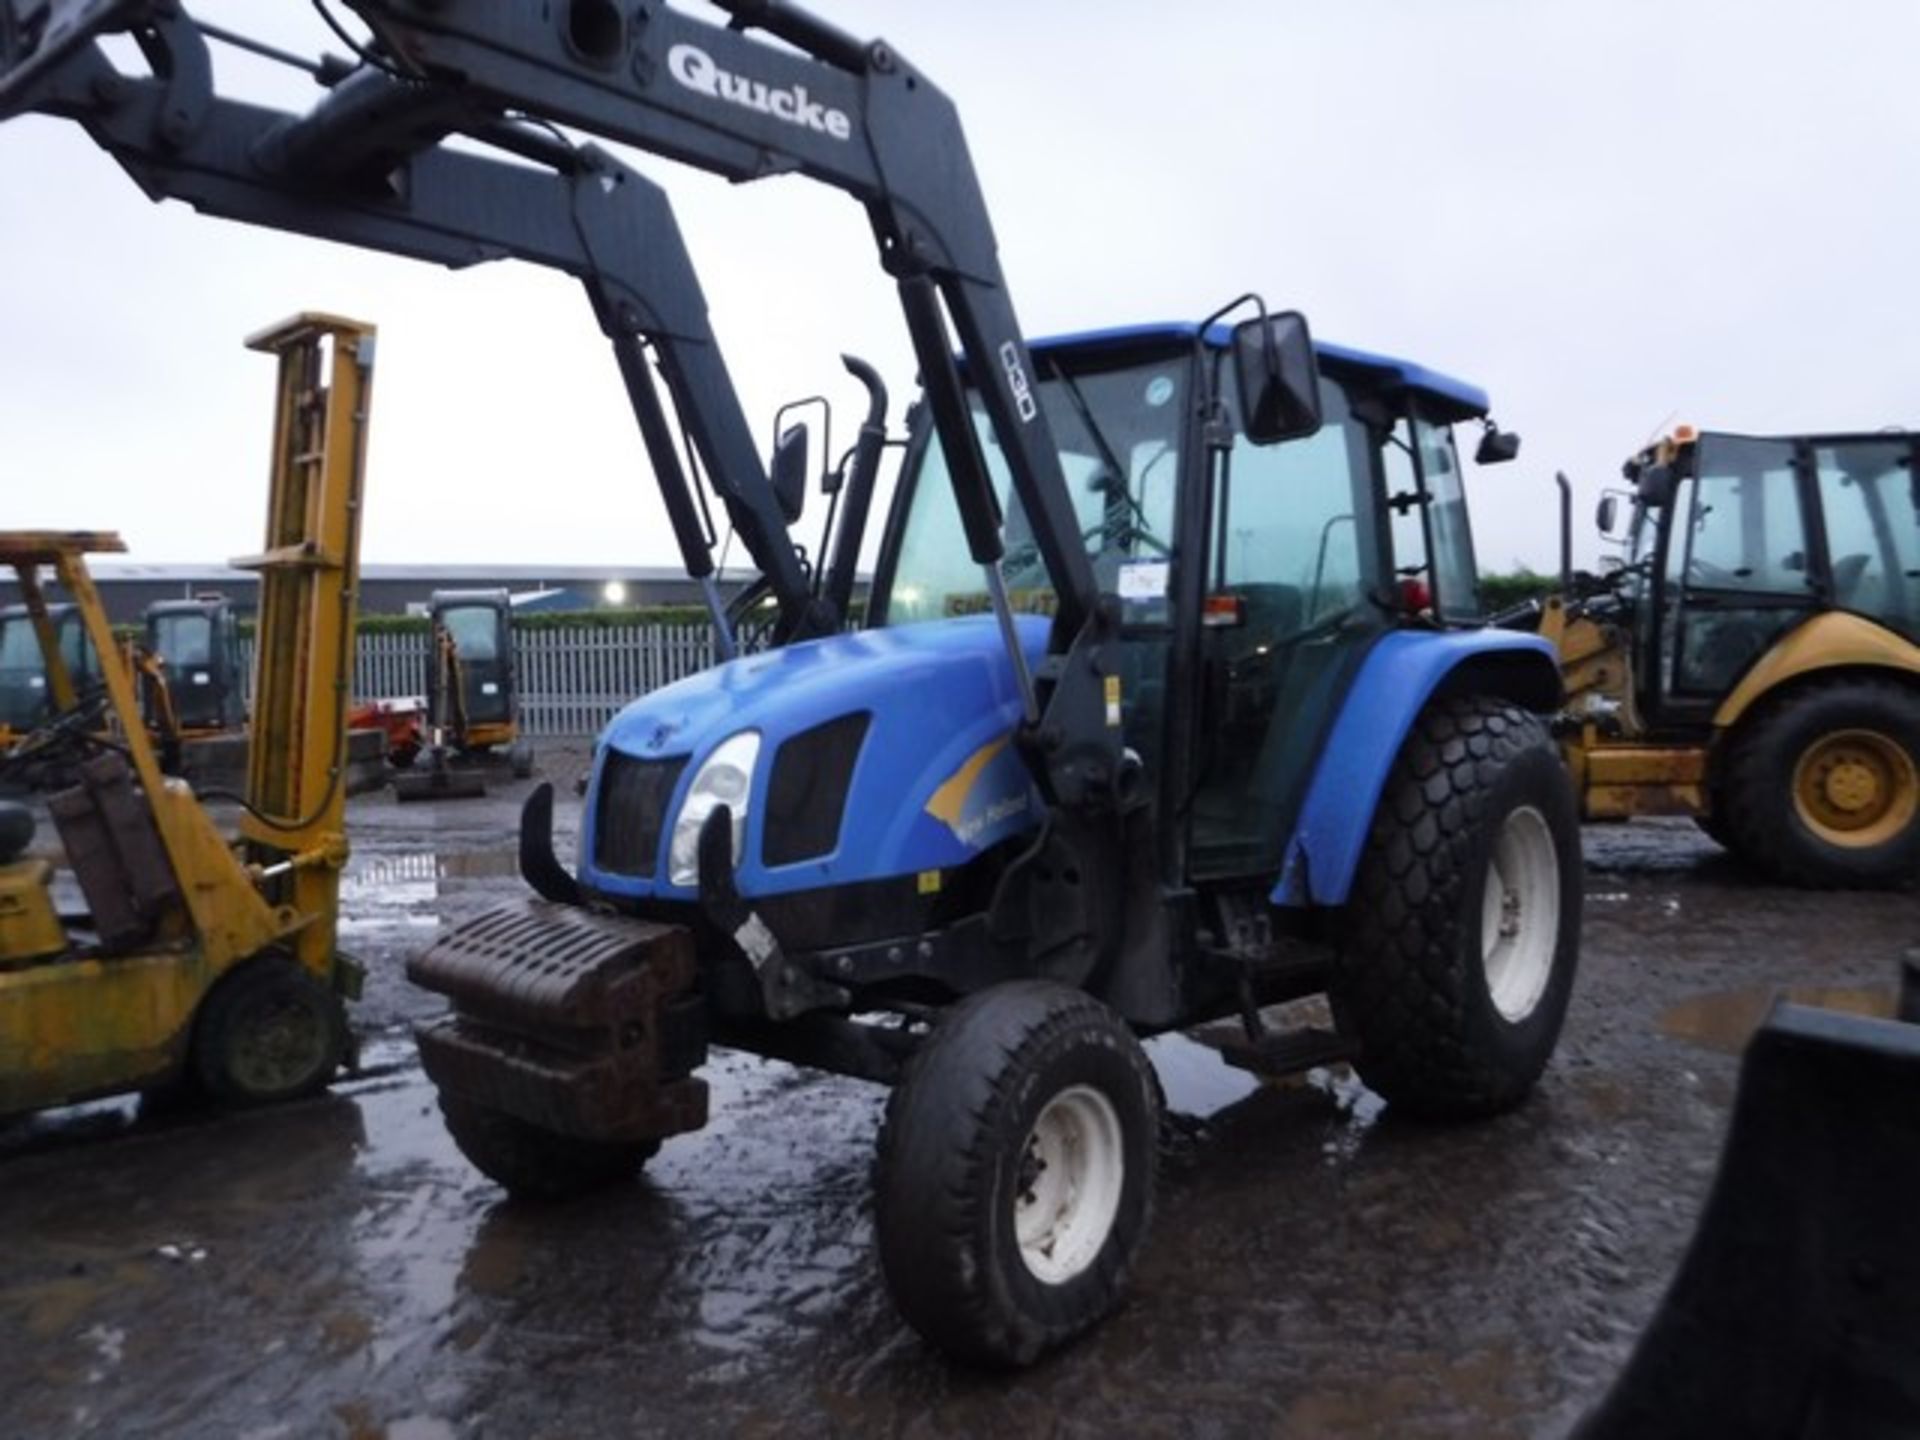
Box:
[1028,321,1491,423]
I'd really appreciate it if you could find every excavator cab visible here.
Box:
[426,589,522,759]
[142,595,245,735]
[0,601,101,754]
[390,589,529,801]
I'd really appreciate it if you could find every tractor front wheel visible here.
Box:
[1330,696,1582,1119]
[873,981,1159,1366]
[193,957,347,1105]
[1721,678,1920,888]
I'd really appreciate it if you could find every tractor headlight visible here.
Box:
[668,730,761,887]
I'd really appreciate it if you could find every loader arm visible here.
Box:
[0,0,1125,811]
[0,2,832,644]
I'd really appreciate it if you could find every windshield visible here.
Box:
[151,612,214,668]
[0,614,37,672]
[442,605,502,662]
[885,352,1186,624]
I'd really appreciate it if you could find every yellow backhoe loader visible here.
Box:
[1542,427,1920,887]
[0,314,377,1113]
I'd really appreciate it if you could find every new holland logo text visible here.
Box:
[667,44,853,141]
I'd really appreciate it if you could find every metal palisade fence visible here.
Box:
[239,623,722,739]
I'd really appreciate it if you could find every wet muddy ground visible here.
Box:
[3,750,1914,1438]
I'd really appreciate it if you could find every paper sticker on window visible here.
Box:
[1116,560,1170,601]
[482,682,500,695]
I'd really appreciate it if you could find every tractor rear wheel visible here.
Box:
[193,957,347,1105]
[1330,696,1582,1119]
[873,981,1158,1366]
[439,1095,659,1200]
[1720,678,1920,888]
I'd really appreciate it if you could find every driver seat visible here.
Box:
[47,752,181,952]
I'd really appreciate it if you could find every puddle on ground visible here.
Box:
[335,851,518,940]
[345,851,520,891]
[1659,983,1897,1055]
[1146,1031,1263,1118]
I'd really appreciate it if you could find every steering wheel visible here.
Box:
[3,689,113,774]
[1081,518,1171,559]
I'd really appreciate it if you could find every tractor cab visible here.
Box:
[0,601,102,749]
[871,322,1526,883]
[426,589,518,752]
[142,595,245,735]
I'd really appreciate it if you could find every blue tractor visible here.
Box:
[2,0,1577,1365]
[485,316,1580,1362]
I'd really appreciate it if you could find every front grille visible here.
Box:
[594,752,688,877]
[763,712,870,867]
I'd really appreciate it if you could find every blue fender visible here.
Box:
[1270,628,1561,908]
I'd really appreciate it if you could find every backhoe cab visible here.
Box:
[2,0,1577,1364]
[1545,427,1920,886]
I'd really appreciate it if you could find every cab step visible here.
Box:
[1189,1023,1355,1078]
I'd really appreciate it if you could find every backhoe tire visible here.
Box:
[1719,678,1920,889]
[193,957,347,1105]
[439,1095,658,1201]
[1692,796,1732,849]
[874,981,1158,1367]
[1330,696,1582,1120]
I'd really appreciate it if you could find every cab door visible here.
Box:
[434,601,514,730]
[1187,373,1389,880]
[1653,434,1816,725]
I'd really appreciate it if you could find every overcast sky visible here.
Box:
[4,1,1916,578]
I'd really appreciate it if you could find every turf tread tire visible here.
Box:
[1330,696,1581,1119]
[873,980,1158,1367]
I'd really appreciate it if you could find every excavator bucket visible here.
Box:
[1575,1002,1920,1439]
[391,748,486,803]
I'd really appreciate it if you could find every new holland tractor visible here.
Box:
[1,0,1580,1363]
[1544,427,1920,887]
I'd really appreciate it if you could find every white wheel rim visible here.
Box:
[1480,805,1560,1023]
[1013,1084,1125,1285]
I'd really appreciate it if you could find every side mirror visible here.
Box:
[1596,495,1619,536]
[770,422,809,524]
[1475,424,1521,465]
[1232,311,1322,445]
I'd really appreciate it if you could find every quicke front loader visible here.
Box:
[3,0,1589,1363]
